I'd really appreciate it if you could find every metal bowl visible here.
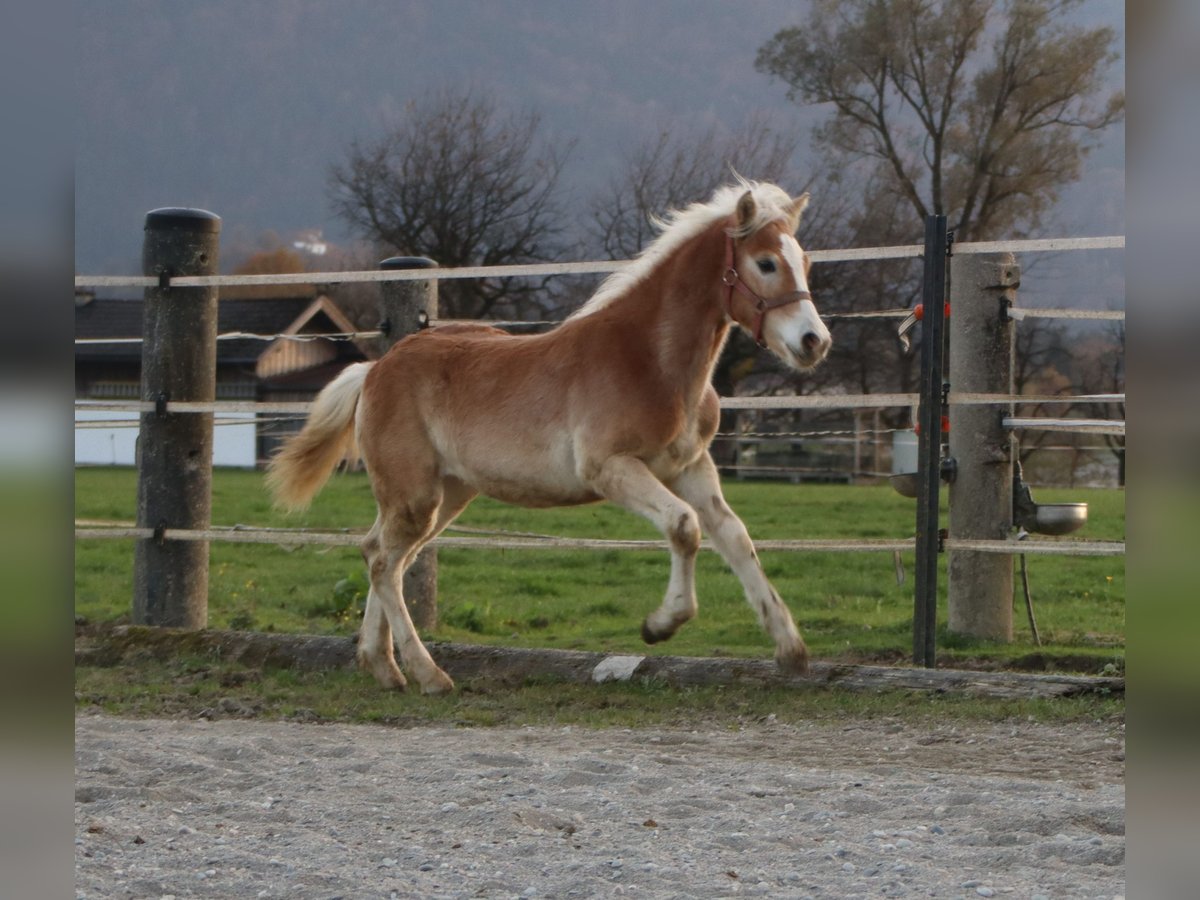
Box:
[1031,503,1088,536]
[889,472,919,498]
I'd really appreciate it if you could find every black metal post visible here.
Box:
[913,215,948,667]
[133,207,221,627]
[378,256,439,632]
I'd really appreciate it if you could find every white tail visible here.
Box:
[265,362,373,511]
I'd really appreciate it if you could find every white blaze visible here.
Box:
[774,233,831,357]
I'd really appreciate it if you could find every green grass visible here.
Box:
[74,655,1124,729]
[75,466,1125,671]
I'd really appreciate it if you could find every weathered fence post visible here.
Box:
[133,208,221,628]
[947,252,1019,640]
[378,255,439,632]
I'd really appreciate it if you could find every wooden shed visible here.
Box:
[75,291,376,466]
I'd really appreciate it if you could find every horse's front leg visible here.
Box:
[588,455,700,643]
[671,452,809,674]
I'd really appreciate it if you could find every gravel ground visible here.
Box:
[75,713,1124,899]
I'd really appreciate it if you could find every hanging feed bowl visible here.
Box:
[1030,502,1089,536]
[889,472,919,498]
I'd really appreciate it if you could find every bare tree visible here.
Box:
[1075,321,1125,485]
[328,88,574,320]
[753,0,1123,450]
[755,0,1124,241]
[1011,316,1072,466]
[588,115,804,260]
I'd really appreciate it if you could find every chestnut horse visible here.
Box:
[268,179,831,693]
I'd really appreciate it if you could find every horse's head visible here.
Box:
[723,188,832,371]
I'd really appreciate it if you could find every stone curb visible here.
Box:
[75,624,1123,700]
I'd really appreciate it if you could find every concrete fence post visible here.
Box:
[133,208,221,627]
[378,256,439,632]
[947,251,1019,640]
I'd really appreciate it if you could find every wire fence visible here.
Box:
[75,231,1125,559]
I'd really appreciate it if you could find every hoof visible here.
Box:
[420,670,455,696]
[775,642,810,675]
[641,619,670,645]
[357,651,407,691]
[375,669,409,691]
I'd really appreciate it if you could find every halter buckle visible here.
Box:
[722,268,738,287]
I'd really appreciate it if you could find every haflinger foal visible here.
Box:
[268,178,832,694]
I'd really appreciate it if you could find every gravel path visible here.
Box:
[75,714,1124,899]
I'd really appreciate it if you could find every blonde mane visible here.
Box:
[570,177,799,320]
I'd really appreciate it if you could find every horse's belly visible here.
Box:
[462,461,600,507]
[480,479,602,508]
[442,439,598,508]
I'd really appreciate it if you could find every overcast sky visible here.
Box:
[76,0,1124,280]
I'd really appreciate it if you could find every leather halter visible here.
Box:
[722,234,812,347]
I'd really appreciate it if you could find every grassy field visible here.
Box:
[74,653,1123,729]
[75,466,1125,672]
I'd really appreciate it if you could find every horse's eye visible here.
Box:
[756,258,777,275]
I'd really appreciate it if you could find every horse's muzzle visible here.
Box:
[792,331,832,369]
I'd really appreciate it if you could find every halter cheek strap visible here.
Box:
[722,235,812,347]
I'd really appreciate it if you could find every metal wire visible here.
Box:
[76,330,383,347]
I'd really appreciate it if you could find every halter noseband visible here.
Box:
[722,234,812,348]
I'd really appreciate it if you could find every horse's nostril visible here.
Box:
[802,332,821,351]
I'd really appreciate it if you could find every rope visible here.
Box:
[718,428,907,440]
[953,235,1125,255]
[949,392,1124,406]
[73,523,916,554]
[74,417,282,429]
[72,235,1125,290]
[72,305,1124,352]
[719,394,919,410]
[427,318,560,329]
[430,309,920,326]
[943,538,1125,557]
[1009,308,1124,322]
[74,303,1120,348]
[822,309,911,320]
[1003,417,1125,436]
[72,522,1127,558]
[75,260,626,290]
[75,400,312,414]
[72,392,1125,418]
[73,396,922,415]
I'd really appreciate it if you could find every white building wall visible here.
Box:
[74,410,257,468]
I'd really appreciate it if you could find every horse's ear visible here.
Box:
[735,190,757,231]
[786,193,811,232]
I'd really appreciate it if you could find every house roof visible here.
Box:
[75,295,322,366]
[255,296,378,380]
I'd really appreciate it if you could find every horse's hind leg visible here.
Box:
[361,523,453,694]
[358,478,476,694]
[671,452,809,674]
[357,519,406,690]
